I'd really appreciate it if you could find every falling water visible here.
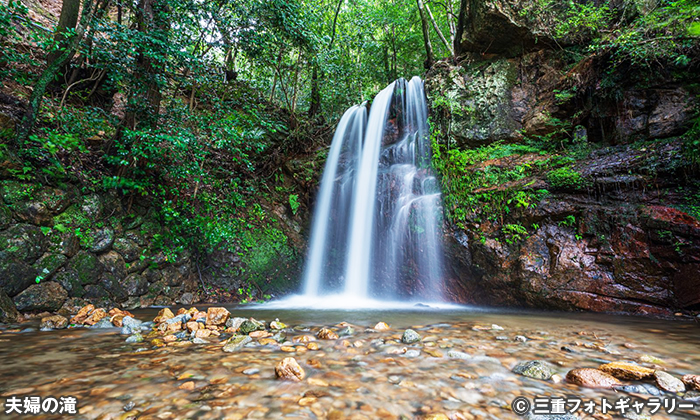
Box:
[301,76,444,303]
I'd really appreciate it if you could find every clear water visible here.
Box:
[1,306,698,419]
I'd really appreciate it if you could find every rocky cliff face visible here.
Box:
[0,178,309,319]
[428,1,700,316]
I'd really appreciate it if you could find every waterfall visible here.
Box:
[301,76,445,303]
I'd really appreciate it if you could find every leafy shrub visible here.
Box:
[547,166,583,189]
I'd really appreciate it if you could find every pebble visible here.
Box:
[615,384,662,396]
[654,371,685,393]
[374,322,390,331]
[515,335,527,342]
[125,333,143,343]
[566,368,622,388]
[275,357,305,381]
[446,350,470,359]
[401,329,421,344]
[403,350,421,358]
[318,328,339,340]
[599,361,654,380]
[223,335,252,352]
[243,368,260,375]
[40,315,68,330]
[682,374,700,391]
[239,318,265,334]
[512,360,555,380]
[90,318,115,329]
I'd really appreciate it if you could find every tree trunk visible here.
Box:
[416,0,434,69]
[47,0,81,65]
[123,0,169,130]
[425,2,453,56]
[308,64,321,117]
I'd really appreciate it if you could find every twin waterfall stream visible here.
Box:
[300,77,445,306]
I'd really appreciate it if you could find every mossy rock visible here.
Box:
[54,269,86,298]
[0,287,20,322]
[67,251,103,286]
[0,251,38,297]
[0,224,46,263]
[0,180,38,205]
[13,281,68,312]
[99,273,128,303]
[32,253,67,281]
[0,202,12,230]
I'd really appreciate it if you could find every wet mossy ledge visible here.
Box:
[0,179,309,323]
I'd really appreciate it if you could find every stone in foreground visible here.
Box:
[683,374,700,391]
[654,371,685,393]
[222,335,252,352]
[401,329,421,344]
[40,315,68,330]
[599,361,654,380]
[205,307,230,326]
[275,357,305,381]
[317,328,338,340]
[566,368,622,389]
[512,360,555,380]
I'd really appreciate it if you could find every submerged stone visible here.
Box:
[599,362,654,380]
[566,368,622,389]
[275,357,305,381]
[222,335,252,352]
[512,360,555,380]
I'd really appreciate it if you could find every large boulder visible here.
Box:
[0,288,20,322]
[67,251,103,286]
[0,224,46,263]
[0,251,39,297]
[13,281,68,312]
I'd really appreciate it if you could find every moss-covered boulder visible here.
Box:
[113,237,141,262]
[90,227,115,253]
[53,269,86,298]
[123,273,148,297]
[32,253,67,282]
[0,251,39,297]
[14,201,53,226]
[13,281,68,312]
[67,251,103,286]
[0,288,20,323]
[0,223,46,263]
[0,202,12,230]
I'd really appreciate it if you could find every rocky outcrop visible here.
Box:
[429,1,700,316]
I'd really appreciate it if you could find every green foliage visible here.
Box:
[288,194,300,215]
[547,166,584,189]
[503,223,528,245]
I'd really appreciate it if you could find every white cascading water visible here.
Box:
[298,76,445,306]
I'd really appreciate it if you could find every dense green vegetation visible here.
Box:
[0,0,459,298]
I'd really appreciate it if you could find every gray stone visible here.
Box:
[615,384,662,396]
[90,227,115,253]
[512,360,555,380]
[125,333,143,343]
[242,368,260,375]
[403,349,421,358]
[0,252,38,297]
[401,329,421,344]
[91,318,114,329]
[67,252,103,286]
[223,335,252,352]
[123,273,148,297]
[179,292,195,305]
